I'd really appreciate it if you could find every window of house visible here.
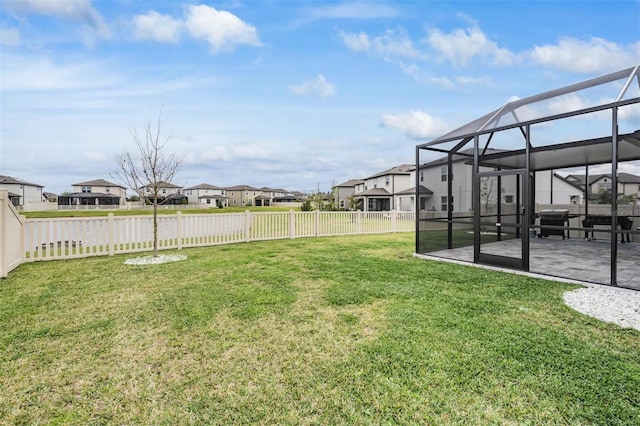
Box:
[598,182,612,191]
[81,186,91,193]
[162,188,166,194]
[504,195,514,203]
[440,196,453,211]
[373,178,377,188]
[385,176,390,186]
[441,166,447,182]
[339,200,345,208]
[570,195,580,204]
[105,187,110,193]
[206,199,211,204]
[420,171,424,182]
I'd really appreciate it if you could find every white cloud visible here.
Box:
[339,31,370,51]
[185,4,261,53]
[426,26,515,67]
[132,11,182,43]
[0,25,20,47]
[0,53,118,91]
[289,74,336,98]
[528,37,639,73]
[340,28,427,59]
[307,2,399,20]
[7,0,109,37]
[381,110,449,139]
[546,93,590,116]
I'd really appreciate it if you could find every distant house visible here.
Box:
[58,179,126,206]
[225,185,260,207]
[184,183,228,207]
[255,187,288,207]
[43,192,58,203]
[0,175,44,206]
[333,179,363,210]
[565,173,640,203]
[352,164,415,211]
[138,181,186,205]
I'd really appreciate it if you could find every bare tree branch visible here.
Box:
[110,110,183,256]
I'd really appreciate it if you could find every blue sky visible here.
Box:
[1,0,639,195]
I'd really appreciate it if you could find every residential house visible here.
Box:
[352,164,415,211]
[138,181,186,205]
[333,179,363,210]
[184,183,228,207]
[0,175,44,206]
[225,185,260,207]
[58,179,126,206]
[43,192,58,203]
[565,172,640,203]
[255,187,288,207]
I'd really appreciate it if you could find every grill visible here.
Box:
[538,210,569,239]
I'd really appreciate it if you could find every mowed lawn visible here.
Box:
[1,234,639,425]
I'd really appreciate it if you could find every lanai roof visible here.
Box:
[420,65,640,148]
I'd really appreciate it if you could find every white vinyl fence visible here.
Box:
[3,210,415,271]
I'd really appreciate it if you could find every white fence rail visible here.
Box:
[5,210,415,269]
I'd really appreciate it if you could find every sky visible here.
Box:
[1,0,639,195]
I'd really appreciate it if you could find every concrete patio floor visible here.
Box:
[422,236,640,290]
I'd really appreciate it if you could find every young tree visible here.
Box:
[112,112,182,256]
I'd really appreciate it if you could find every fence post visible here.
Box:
[108,213,115,256]
[391,210,397,233]
[314,209,320,237]
[357,210,362,234]
[176,211,183,250]
[289,210,295,239]
[245,210,251,242]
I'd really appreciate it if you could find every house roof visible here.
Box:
[553,174,585,192]
[365,164,414,180]
[73,178,124,188]
[226,185,259,191]
[0,175,43,187]
[354,188,392,197]
[335,179,364,188]
[185,183,223,190]
[139,181,182,189]
[395,185,434,196]
[566,172,640,186]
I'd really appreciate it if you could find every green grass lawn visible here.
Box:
[1,233,638,425]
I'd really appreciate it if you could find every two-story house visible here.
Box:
[0,175,44,206]
[333,179,363,210]
[184,183,228,207]
[138,181,186,205]
[565,173,640,203]
[225,185,260,207]
[350,164,415,211]
[58,178,126,206]
[255,187,288,207]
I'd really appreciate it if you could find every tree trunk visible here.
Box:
[153,196,158,256]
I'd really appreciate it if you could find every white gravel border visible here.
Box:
[563,285,640,331]
[124,254,188,265]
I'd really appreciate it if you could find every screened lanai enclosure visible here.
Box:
[415,66,640,289]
